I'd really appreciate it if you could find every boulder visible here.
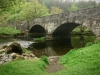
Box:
[6,42,23,54]
[0,49,5,53]
[1,44,8,49]
[22,53,35,60]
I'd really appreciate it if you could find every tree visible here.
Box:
[50,6,63,15]
[19,0,49,20]
[0,0,26,23]
[68,4,79,11]
[0,0,26,13]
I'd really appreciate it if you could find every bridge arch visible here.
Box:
[29,25,46,37]
[52,23,80,37]
[13,6,100,38]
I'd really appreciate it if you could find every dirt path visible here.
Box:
[46,56,64,73]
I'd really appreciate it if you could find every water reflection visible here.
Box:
[71,35,95,48]
[0,35,95,57]
[29,35,95,57]
[29,37,73,57]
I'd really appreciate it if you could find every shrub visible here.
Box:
[86,42,93,46]
[34,37,45,42]
[0,26,20,35]
[40,56,49,65]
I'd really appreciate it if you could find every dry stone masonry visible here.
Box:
[10,6,100,38]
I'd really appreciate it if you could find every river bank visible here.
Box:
[0,39,100,75]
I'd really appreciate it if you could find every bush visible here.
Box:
[86,42,93,46]
[6,13,19,22]
[40,56,49,65]
[0,26,20,35]
[34,37,45,42]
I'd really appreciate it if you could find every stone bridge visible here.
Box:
[11,6,100,38]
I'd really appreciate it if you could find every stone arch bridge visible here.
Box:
[11,6,100,39]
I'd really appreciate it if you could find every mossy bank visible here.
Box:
[0,40,100,75]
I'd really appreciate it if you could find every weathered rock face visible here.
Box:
[6,42,23,54]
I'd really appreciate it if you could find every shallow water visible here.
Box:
[0,35,95,57]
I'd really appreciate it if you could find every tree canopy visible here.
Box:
[68,4,79,11]
[13,0,49,20]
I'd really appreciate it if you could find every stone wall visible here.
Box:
[9,6,100,37]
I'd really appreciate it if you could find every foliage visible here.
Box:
[19,0,49,20]
[40,56,49,65]
[0,26,20,35]
[50,6,63,15]
[6,13,20,22]
[86,42,93,46]
[72,25,92,34]
[72,26,90,34]
[0,0,26,14]
[68,4,79,11]
[0,14,8,26]
[0,0,26,23]
[34,37,45,42]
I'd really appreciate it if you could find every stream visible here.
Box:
[0,35,95,57]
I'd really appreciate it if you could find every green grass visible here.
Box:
[34,37,45,42]
[0,40,100,75]
[0,59,47,75]
[48,41,100,75]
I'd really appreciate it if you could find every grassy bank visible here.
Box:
[0,26,20,36]
[0,40,100,75]
[49,41,100,75]
[0,58,47,75]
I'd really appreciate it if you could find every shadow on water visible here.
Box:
[29,36,73,57]
[0,34,96,57]
[29,35,95,57]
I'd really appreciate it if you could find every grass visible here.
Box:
[34,37,45,42]
[0,39,100,75]
[0,26,20,35]
[0,59,47,75]
[48,41,100,75]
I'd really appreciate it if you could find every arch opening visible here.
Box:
[52,23,80,37]
[29,25,46,38]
